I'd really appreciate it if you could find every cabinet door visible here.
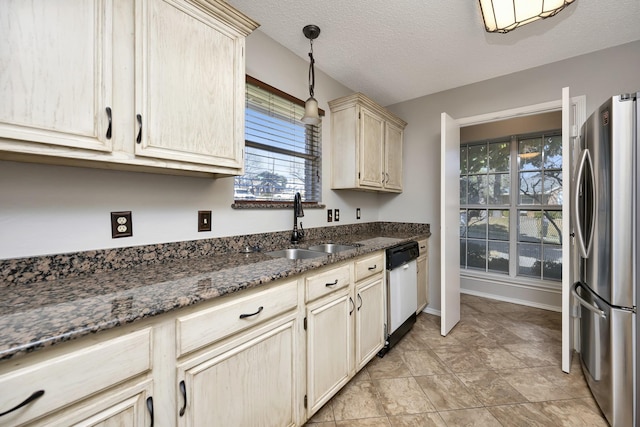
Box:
[358,107,385,189]
[0,0,113,152]
[416,255,428,313]
[355,277,385,370]
[31,381,153,427]
[178,319,297,427]
[135,0,245,169]
[306,291,353,416]
[384,121,403,191]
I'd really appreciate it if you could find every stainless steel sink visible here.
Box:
[307,243,358,254]
[265,248,328,260]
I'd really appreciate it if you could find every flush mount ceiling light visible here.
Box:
[479,0,576,33]
[301,24,321,125]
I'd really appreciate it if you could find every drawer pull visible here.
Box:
[146,396,154,427]
[367,265,377,271]
[0,390,45,417]
[179,380,187,417]
[239,306,264,319]
[325,279,339,287]
[105,107,112,139]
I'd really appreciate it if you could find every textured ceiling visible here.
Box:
[227,0,640,107]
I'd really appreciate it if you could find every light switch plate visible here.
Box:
[198,210,212,232]
[356,208,361,220]
[334,209,340,221]
[327,209,333,222]
[111,211,132,238]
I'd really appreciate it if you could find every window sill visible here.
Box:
[231,201,326,210]
[461,270,562,290]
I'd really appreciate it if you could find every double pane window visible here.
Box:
[460,131,562,281]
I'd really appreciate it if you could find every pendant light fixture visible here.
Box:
[479,0,576,33]
[301,24,321,125]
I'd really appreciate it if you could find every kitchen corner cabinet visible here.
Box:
[0,0,258,178]
[416,238,429,313]
[329,93,407,193]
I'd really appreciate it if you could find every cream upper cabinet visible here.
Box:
[329,93,407,193]
[0,0,113,153]
[0,0,258,177]
[134,0,248,170]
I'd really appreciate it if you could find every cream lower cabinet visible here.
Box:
[304,263,353,416]
[353,252,386,370]
[176,316,298,427]
[416,239,429,313]
[0,0,258,177]
[0,328,154,427]
[355,278,385,370]
[305,289,353,415]
[329,93,407,193]
[305,253,385,419]
[175,278,300,427]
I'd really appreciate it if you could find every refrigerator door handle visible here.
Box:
[571,282,606,319]
[573,149,595,258]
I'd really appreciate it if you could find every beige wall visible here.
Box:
[460,111,562,143]
[384,40,640,311]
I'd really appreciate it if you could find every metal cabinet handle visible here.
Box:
[385,172,390,184]
[357,294,362,311]
[349,297,355,315]
[326,279,338,287]
[146,396,154,427]
[367,265,377,271]
[105,107,112,139]
[571,282,606,319]
[239,306,263,319]
[0,390,45,417]
[179,380,187,417]
[136,114,142,144]
[381,172,385,184]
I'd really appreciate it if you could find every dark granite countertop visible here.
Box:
[0,231,430,361]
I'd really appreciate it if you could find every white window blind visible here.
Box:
[234,77,322,203]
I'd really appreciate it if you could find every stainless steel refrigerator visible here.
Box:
[572,92,638,426]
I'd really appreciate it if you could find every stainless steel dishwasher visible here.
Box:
[379,241,419,356]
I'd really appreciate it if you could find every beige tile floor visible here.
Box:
[305,293,609,426]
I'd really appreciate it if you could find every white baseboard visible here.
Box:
[461,288,561,312]
[422,306,441,316]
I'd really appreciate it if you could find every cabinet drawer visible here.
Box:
[305,264,351,302]
[177,280,298,356]
[0,328,152,426]
[355,253,384,282]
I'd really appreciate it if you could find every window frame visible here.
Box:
[460,130,563,283]
[232,76,325,208]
